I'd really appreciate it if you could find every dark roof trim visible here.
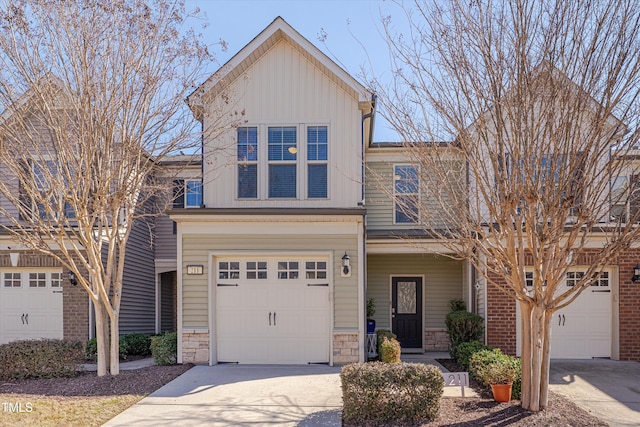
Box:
[169,207,366,216]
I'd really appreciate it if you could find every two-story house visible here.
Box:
[175,17,640,365]
[0,83,179,345]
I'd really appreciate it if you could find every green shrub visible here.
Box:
[150,332,177,365]
[0,339,84,380]
[451,340,493,370]
[449,298,466,312]
[85,338,97,361]
[379,337,401,363]
[469,348,522,399]
[375,329,396,357]
[120,333,151,358]
[341,362,443,425]
[445,310,484,351]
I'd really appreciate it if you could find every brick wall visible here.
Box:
[333,331,359,364]
[486,270,517,355]
[616,249,640,361]
[485,249,640,361]
[0,250,89,343]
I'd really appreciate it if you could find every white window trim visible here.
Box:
[393,163,420,225]
[236,123,330,201]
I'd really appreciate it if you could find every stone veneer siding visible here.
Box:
[333,331,359,364]
[485,249,640,362]
[182,330,210,364]
[0,251,89,343]
[424,328,449,352]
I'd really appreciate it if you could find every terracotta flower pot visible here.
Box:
[491,383,513,402]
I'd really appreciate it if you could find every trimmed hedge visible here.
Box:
[150,332,177,365]
[0,339,84,380]
[341,362,443,426]
[86,333,152,361]
[445,310,484,351]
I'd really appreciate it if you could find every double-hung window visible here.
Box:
[32,160,75,219]
[185,180,202,207]
[268,126,297,198]
[307,126,328,198]
[394,164,419,223]
[237,127,258,199]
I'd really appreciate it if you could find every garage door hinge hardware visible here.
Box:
[592,289,611,293]
[307,283,329,287]
[217,283,238,287]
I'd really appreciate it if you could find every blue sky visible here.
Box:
[187,0,409,141]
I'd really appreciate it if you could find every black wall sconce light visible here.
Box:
[632,264,640,283]
[341,252,351,277]
[68,271,78,286]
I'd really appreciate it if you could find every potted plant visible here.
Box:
[475,359,518,402]
[366,298,376,334]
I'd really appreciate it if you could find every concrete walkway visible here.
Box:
[103,353,467,426]
[103,364,343,427]
[83,357,155,371]
[549,359,640,427]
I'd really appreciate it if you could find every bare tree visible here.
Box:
[0,0,235,376]
[370,0,640,411]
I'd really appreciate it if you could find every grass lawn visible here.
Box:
[0,393,142,426]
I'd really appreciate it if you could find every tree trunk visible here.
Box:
[521,303,549,411]
[519,301,532,407]
[109,310,120,376]
[94,301,109,377]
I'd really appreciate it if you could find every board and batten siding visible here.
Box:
[181,233,359,329]
[367,253,463,330]
[202,39,363,209]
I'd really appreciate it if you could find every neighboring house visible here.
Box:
[0,86,182,345]
[176,17,639,365]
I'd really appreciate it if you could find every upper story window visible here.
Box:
[236,124,328,200]
[237,127,258,199]
[394,164,419,224]
[268,127,297,198]
[307,126,328,198]
[29,160,75,219]
[173,179,202,208]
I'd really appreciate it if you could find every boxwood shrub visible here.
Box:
[0,339,84,380]
[445,310,484,351]
[150,332,177,365]
[451,340,493,371]
[341,362,444,426]
[375,329,396,357]
[379,337,401,363]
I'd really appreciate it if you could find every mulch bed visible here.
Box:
[0,364,192,397]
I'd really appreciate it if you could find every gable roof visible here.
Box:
[187,16,372,121]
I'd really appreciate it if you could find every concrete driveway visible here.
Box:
[103,364,343,427]
[549,359,640,426]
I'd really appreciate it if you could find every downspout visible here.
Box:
[200,120,205,208]
[360,93,376,360]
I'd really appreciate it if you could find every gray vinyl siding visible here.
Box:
[154,214,177,260]
[182,233,359,329]
[366,253,463,330]
[118,217,156,334]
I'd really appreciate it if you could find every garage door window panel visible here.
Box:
[305,261,327,279]
[278,261,299,279]
[219,262,240,280]
[246,261,267,279]
[29,273,46,288]
[4,273,21,287]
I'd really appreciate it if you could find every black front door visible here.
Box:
[392,277,423,349]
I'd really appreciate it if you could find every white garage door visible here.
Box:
[550,271,611,358]
[0,270,63,344]
[517,270,612,359]
[215,257,331,364]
